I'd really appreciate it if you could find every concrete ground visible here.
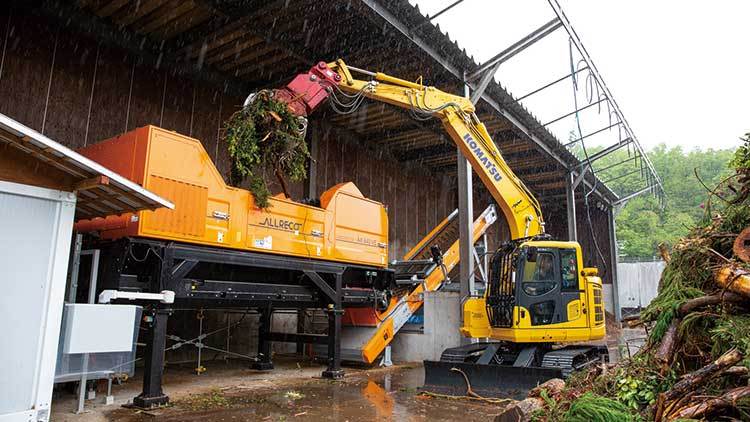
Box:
[51,357,505,421]
[51,321,647,422]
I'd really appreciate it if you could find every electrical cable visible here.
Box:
[568,38,608,277]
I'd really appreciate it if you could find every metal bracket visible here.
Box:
[171,259,198,280]
[472,246,487,284]
[571,167,588,190]
[303,270,336,302]
[98,289,175,304]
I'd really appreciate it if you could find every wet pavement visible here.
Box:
[109,366,504,422]
[53,325,647,421]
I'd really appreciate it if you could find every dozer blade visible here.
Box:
[422,360,563,399]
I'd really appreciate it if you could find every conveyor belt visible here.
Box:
[316,205,497,364]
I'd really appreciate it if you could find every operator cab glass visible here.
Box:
[515,245,583,326]
[560,249,579,291]
[521,249,556,296]
[518,247,557,325]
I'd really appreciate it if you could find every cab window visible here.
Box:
[521,251,556,296]
[560,249,579,291]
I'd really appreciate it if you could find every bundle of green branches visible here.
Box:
[222,90,309,208]
[531,134,750,421]
[531,390,639,422]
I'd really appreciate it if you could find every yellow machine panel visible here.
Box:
[75,126,389,268]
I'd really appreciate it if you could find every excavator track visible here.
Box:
[541,345,609,377]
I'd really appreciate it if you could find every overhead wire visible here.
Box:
[568,38,608,277]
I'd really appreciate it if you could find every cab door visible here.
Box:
[516,248,562,326]
[516,247,586,327]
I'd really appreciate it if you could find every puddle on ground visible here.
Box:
[114,367,503,421]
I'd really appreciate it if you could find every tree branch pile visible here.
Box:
[527,134,750,422]
[222,90,310,208]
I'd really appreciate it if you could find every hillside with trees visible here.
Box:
[588,142,738,259]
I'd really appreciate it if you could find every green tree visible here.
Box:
[588,143,735,259]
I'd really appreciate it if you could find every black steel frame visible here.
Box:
[90,237,389,408]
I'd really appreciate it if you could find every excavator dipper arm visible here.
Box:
[258,60,544,240]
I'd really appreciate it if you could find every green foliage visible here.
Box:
[563,393,638,422]
[729,133,750,171]
[588,142,736,259]
[640,247,706,342]
[711,315,750,366]
[615,369,676,410]
[531,389,567,421]
[223,90,309,208]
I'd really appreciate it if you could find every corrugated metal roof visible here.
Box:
[41,0,617,204]
[0,113,174,220]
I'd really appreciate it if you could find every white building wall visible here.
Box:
[0,181,76,422]
[617,261,666,310]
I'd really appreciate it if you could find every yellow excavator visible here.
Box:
[259,59,608,396]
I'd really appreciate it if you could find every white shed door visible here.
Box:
[0,181,75,422]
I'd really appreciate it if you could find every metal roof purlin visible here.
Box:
[358,0,618,205]
[547,0,665,201]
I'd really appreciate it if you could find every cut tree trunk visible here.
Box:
[496,378,566,422]
[733,227,750,263]
[495,397,544,422]
[655,319,680,373]
[677,292,747,316]
[715,265,750,298]
[669,386,750,420]
[663,349,743,403]
[528,378,565,399]
[658,242,671,263]
[723,365,749,377]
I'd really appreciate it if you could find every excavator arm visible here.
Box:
[265,60,544,240]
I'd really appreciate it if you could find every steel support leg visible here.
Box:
[608,207,622,321]
[296,308,306,356]
[459,82,475,345]
[133,308,170,408]
[322,274,344,379]
[252,304,274,370]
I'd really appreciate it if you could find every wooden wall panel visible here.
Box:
[86,46,134,145]
[160,71,194,137]
[42,34,98,149]
[126,63,162,131]
[0,12,56,132]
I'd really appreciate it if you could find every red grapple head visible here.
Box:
[275,61,341,117]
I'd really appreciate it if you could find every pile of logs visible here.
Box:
[648,262,750,421]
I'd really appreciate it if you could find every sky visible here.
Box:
[408,0,749,151]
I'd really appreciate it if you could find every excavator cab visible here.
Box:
[462,240,606,343]
[424,240,608,398]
